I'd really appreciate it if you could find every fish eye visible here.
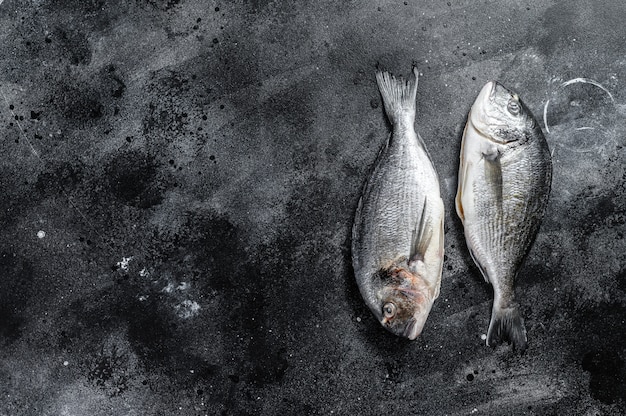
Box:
[383,302,397,319]
[507,100,520,115]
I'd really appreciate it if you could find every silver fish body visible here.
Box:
[456,81,552,350]
[352,68,445,340]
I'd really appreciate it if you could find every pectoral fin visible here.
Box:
[483,149,503,207]
[454,156,471,221]
[455,126,469,222]
[409,197,432,265]
[432,210,444,300]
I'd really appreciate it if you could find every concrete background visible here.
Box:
[0,0,624,414]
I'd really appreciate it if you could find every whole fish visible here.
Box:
[456,81,552,350]
[352,67,445,340]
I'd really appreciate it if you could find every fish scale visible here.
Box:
[362,140,425,271]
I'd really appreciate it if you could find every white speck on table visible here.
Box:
[162,282,175,293]
[116,256,133,271]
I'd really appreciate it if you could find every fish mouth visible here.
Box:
[403,317,422,340]
[475,81,496,107]
[471,81,510,138]
[470,81,495,129]
[476,80,509,110]
[488,80,499,99]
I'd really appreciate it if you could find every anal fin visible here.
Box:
[468,247,490,283]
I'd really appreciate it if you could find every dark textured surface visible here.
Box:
[0,0,624,415]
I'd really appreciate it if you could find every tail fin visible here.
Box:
[375,66,419,126]
[487,304,528,351]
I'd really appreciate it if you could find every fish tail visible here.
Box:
[486,303,527,351]
[375,66,418,126]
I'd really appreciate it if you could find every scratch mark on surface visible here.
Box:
[1,87,40,158]
[1,86,118,253]
[543,77,615,135]
[543,98,551,134]
[561,77,615,103]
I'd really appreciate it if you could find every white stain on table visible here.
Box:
[116,256,133,271]
[175,300,201,319]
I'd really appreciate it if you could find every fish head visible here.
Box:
[377,267,434,340]
[469,81,535,144]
